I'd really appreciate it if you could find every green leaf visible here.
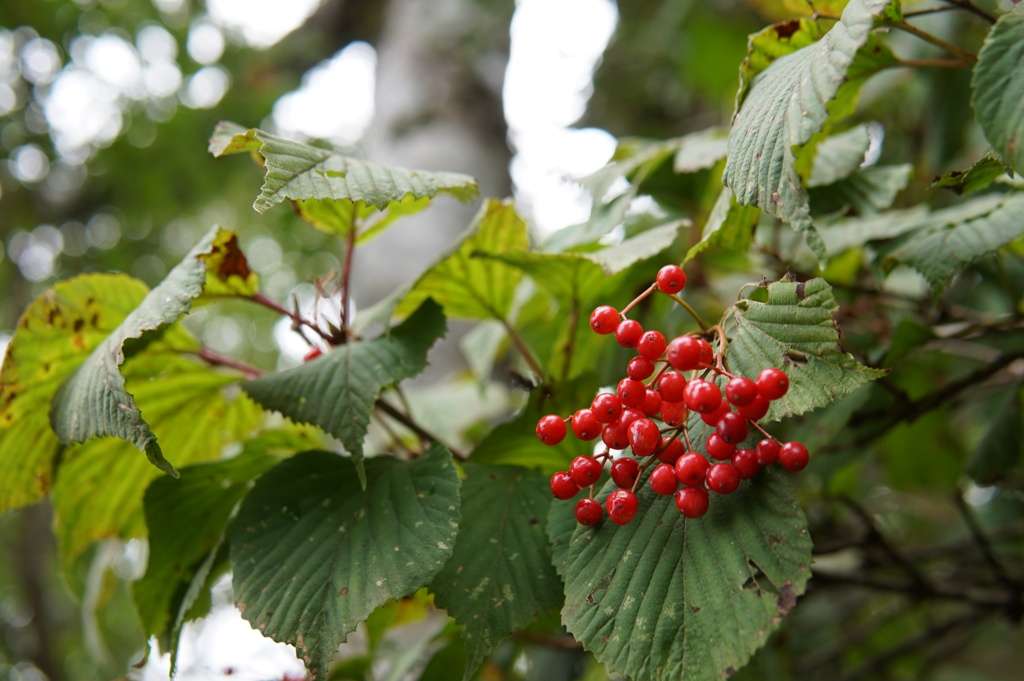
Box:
[0,274,158,511]
[685,186,762,261]
[971,5,1024,173]
[931,155,1016,196]
[562,468,812,681]
[51,354,264,567]
[879,191,1024,292]
[809,164,913,216]
[49,227,235,476]
[241,299,446,486]
[134,448,278,666]
[807,124,871,188]
[673,127,730,173]
[209,121,478,214]
[723,0,897,263]
[230,445,461,681]
[431,465,563,679]
[728,278,887,421]
[735,19,826,111]
[395,199,529,321]
[965,386,1023,485]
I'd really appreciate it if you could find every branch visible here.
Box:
[938,0,997,23]
[375,398,468,461]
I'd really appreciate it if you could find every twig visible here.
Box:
[195,347,263,380]
[560,294,580,384]
[840,496,934,591]
[892,20,978,64]
[954,494,1024,621]
[249,292,335,343]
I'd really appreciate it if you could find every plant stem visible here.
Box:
[560,294,580,384]
[249,292,335,343]
[339,222,357,338]
[894,57,970,70]
[499,314,546,382]
[195,347,264,379]
[893,20,978,65]
[666,294,709,331]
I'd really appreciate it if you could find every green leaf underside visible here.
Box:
[686,186,761,262]
[489,220,682,305]
[931,156,1015,196]
[431,465,563,679]
[562,468,811,681]
[230,446,461,680]
[0,274,160,511]
[134,449,278,659]
[809,164,913,216]
[728,278,886,422]
[971,5,1024,173]
[241,299,446,486]
[878,191,1024,291]
[724,0,895,263]
[49,227,234,476]
[51,355,264,567]
[807,124,871,187]
[209,121,478,214]
[395,199,528,321]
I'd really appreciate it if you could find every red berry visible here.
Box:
[614,319,644,348]
[601,422,629,450]
[732,448,761,479]
[618,407,645,429]
[675,486,710,518]
[575,498,603,526]
[683,379,722,414]
[657,435,686,465]
[706,462,741,494]
[755,438,780,465]
[657,371,687,402]
[627,356,655,380]
[536,415,567,445]
[606,489,639,525]
[666,336,702,371]
[571,409,601,441]
[659,400,689,427]
[640,389,662,417]
[628,418,661,457]
[736,394,770,421]
[706,433,736,460]
[725,376,759,407]
[570,455,603,487]
[697,339,714,365]
[590,305,620,334]
[303,346,322,362]
[656,264,687,294]
[637,330,667,361]
[649,464,679,495]
[779,441,809,471]
[700,399,730,426]
[550,471,579,499]
[716,412,750,444]
[757,367,789,400]
[675,452,710,487]
[617,378,646,408]
[610,457,640,488]
[591,393,622,424]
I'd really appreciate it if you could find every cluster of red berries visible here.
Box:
[537,264,810,527]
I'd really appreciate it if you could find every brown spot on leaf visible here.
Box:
[216,234,253,280]
[340,587,348,595]
[73,318,84,332]
[795,281,806,300]
[528,517,539,525]
[774,20,801,39]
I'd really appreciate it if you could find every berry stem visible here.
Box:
[339,223,357,339]
[620,284,657,318]
[665,293,709,331]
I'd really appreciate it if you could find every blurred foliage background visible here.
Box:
[3,0,1024,680]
